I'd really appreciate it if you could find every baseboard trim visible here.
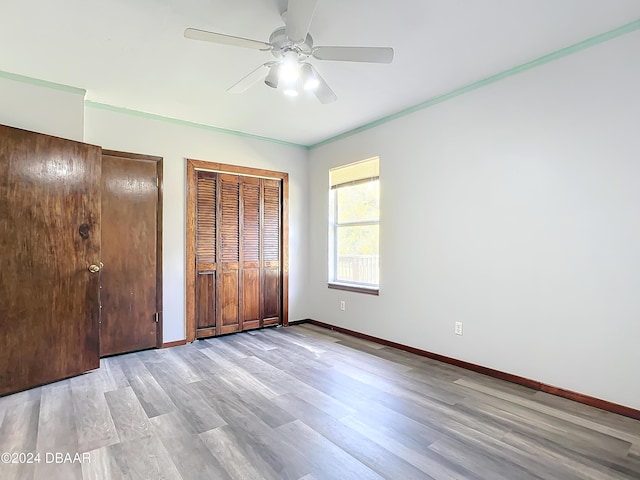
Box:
[162,339,187,349]
[287,319,313,326]
[298,319,640,421]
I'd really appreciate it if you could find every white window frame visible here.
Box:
[328,159,379,295]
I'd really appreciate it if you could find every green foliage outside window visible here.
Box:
[336,180,379,256]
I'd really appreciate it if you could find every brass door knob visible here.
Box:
[88,264,101,273]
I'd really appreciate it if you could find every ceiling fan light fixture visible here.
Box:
[301,63,320,91]
[304,77,320,91]
[279,51,301,82]
[282,75,300,97]
[264,64,280,88]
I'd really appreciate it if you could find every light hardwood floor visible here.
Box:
[1,324,639,480]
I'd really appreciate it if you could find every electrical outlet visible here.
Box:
[340,300,346,311]
[455,322,463,336]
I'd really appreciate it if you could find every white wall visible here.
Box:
[0,75,84,141]
[307,31,640,409]
[84,108,309,343]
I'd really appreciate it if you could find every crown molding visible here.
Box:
[309,19,640,150]
[0,70,86,96]
[84,101,309,150]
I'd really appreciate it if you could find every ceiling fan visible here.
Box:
[184,0,394,104]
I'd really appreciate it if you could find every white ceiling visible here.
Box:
[1,1,639,146]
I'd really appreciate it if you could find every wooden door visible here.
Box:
[100,151,162,356]
[240,176,261,330]
[194,171,217,338]
[0,124,101,396]
[193,172,218,337]
[218,174,241,335]
[262,178,281,326]
[187,160,288,342]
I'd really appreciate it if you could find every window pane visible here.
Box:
[336,225,379,285]
[336,180,379,223]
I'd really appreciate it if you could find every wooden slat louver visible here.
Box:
[242,180,260,263]
[220,175,240,262]
[263,181,280,262]
[196,171,216,264]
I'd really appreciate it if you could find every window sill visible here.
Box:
[328,283,379,296]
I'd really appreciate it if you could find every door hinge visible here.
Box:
[154,312,159,323]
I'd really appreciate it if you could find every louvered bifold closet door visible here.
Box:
[240,176,261,330]
[262,178,282,326]
[195,171,217,338]
[218,174,241,334]
[192,167,283,339]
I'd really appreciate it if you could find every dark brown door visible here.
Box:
[100,151,161,356]
[0,124,101,396]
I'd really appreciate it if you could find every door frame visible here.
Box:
[102,149,164,349]
[186,158,289,343]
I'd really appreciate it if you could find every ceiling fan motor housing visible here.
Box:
[269,27,313,60]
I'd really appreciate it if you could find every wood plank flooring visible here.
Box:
[1,324,639,480]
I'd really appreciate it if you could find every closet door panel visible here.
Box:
[195,171,217,338]
[241,176,261,329]
[218,174,240,334]
[262,178,281,325]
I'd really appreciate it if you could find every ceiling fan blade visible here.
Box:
[184,28,272,50]
[285,0,318,44]
[227,63,273,93]
[308,65,337,104]
[312,46,394,63]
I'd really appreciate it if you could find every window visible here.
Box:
[329,157,379,295]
